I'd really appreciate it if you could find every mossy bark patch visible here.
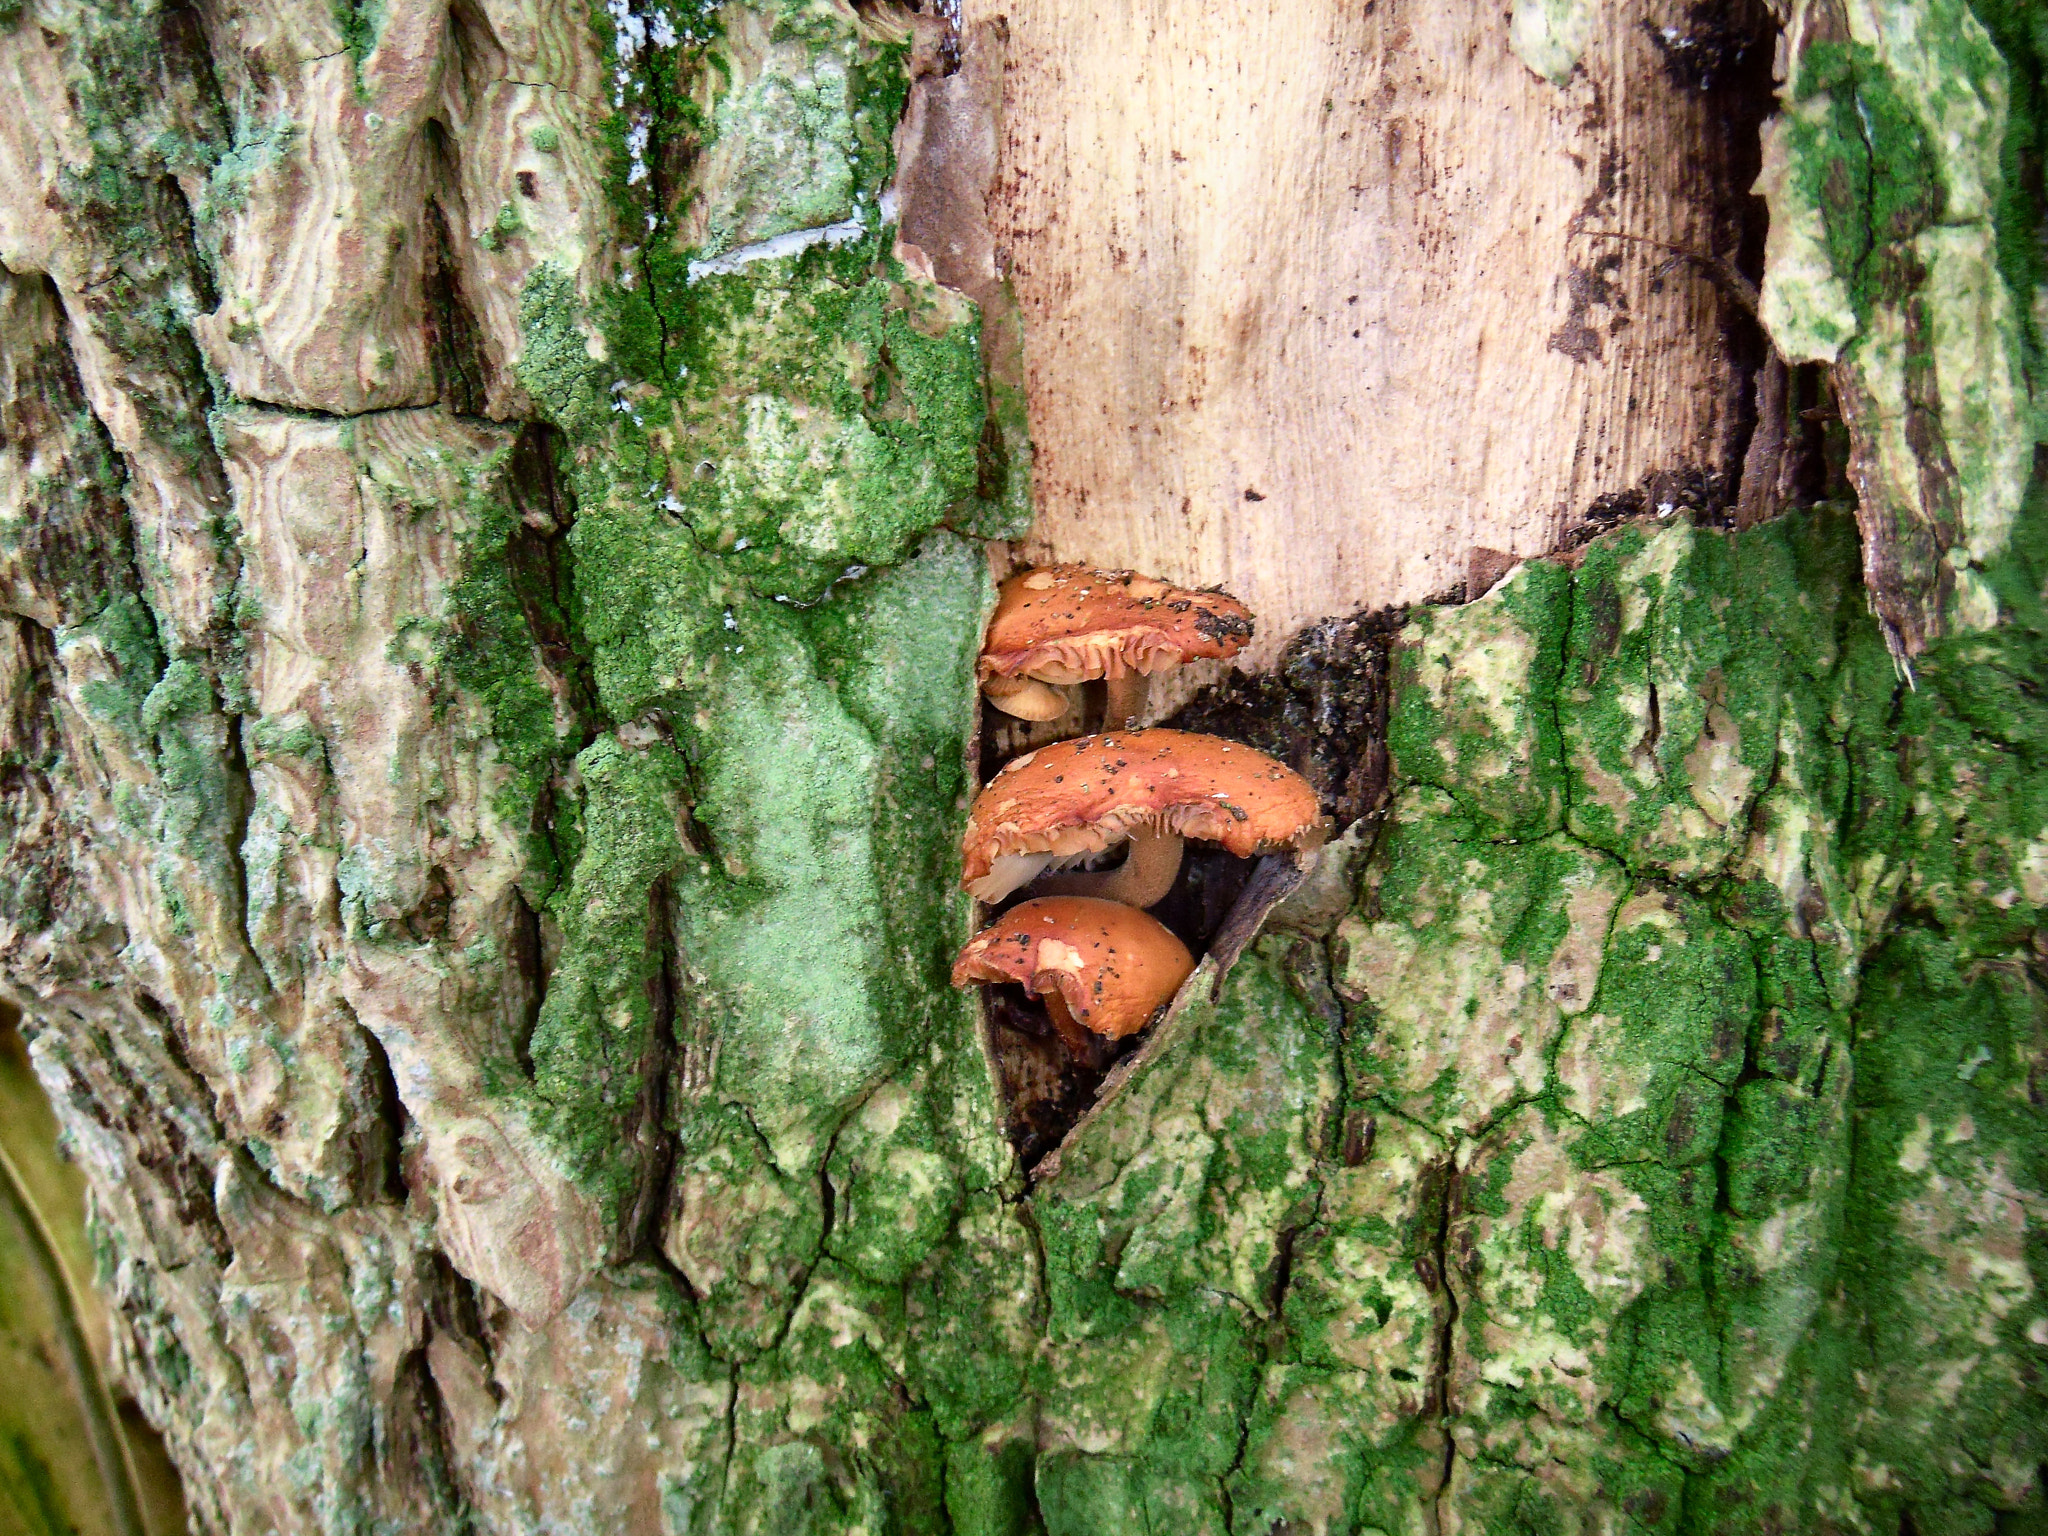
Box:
[1755,0,2039,657]
[1,0,2044,1531]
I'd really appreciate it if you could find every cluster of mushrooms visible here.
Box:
[950,565,1326,1058]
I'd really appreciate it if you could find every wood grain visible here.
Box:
[972,0,1759,667]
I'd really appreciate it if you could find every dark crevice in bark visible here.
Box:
[421,163,492,420]
[717,1358,745,1504]
[3,274,145,633]
[1703,0,1778,522]
[445,0,513,105]
[1420,1154,1462,1526]
[1641,4,1771,95]
[982,982,1142,1171]
[155,172,221,318]
[1566,465,1738,549]
[816,1159,838,1260]
[1586,2,1783,533]
[384,1335,473,1527]
[220,713,262,974]
[505,885,545,1081]
[625,877,681,1260]
[621,0,699,377]
[506,428,600,731]
[508,421,574,533]
[426,1250,500,1401]
[0,619,75,950]
[353,1005,411,1205]
[74,991,234,1267]
[409,1261,493,1528]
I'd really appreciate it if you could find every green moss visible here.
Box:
[720,1259,952,1530]
[245,713,323,763]
[1758,3,2033,632]
[1559,523,1798,878]
[491,16,1015,1444]
[943,1437,1039,1536]
[1567,888,1750,1168]
[517,265,612,440]
[332,0,383,91]
[1296,496,2048,1528]
[698,45,859,258]
[1966,0,2046,430]
[139,658,210,735]
[1385,557,1568,838]
[434,437,589,894]
[59,0,2012,1524]
[527,733,689,1208]
[64,590,163,742]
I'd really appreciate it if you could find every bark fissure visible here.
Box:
[1425,1155,1462,1530]
[0,1,2040,1529]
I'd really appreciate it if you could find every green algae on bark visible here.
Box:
[1012,497,2046,1533]
[1755,0,2039,657]
[2,1,2045,1532]
[498,0,1023,1250]
[1350,501,2047,1532]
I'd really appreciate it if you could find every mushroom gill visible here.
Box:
[961,729,1326,906]
[978,565,1255,728]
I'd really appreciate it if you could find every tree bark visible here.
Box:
[0,0,2042,1533]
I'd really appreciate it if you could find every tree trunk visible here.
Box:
[0,0,2042,1532]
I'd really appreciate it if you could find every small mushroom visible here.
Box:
[961,728,1325,906]
[952,895,1196,1052]
[979,565,1255,728]
[980,673,1072,722]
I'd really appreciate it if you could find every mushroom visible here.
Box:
[979,565,1255,728]
[952,895,1196,1053]
[961,728,1325,907]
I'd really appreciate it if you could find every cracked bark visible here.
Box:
[1,0,2043,1533]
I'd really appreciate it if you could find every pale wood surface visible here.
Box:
[972,0,1754,668]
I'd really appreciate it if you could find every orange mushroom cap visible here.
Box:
[979,565,1254,686]
[952,896,1196,1040]
[961,728,1324,893]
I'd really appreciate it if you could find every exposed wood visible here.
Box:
[974,0,1763,667]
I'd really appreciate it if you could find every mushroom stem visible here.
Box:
[1036,826,1185,909]
[1040,989,1094,1055]
[1103,671,1151,730]
[983,675,1071,722]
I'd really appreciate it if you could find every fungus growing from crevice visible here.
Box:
[978,565,1255,729]
[960,728,1325,906]
[952,896,1196,1054]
